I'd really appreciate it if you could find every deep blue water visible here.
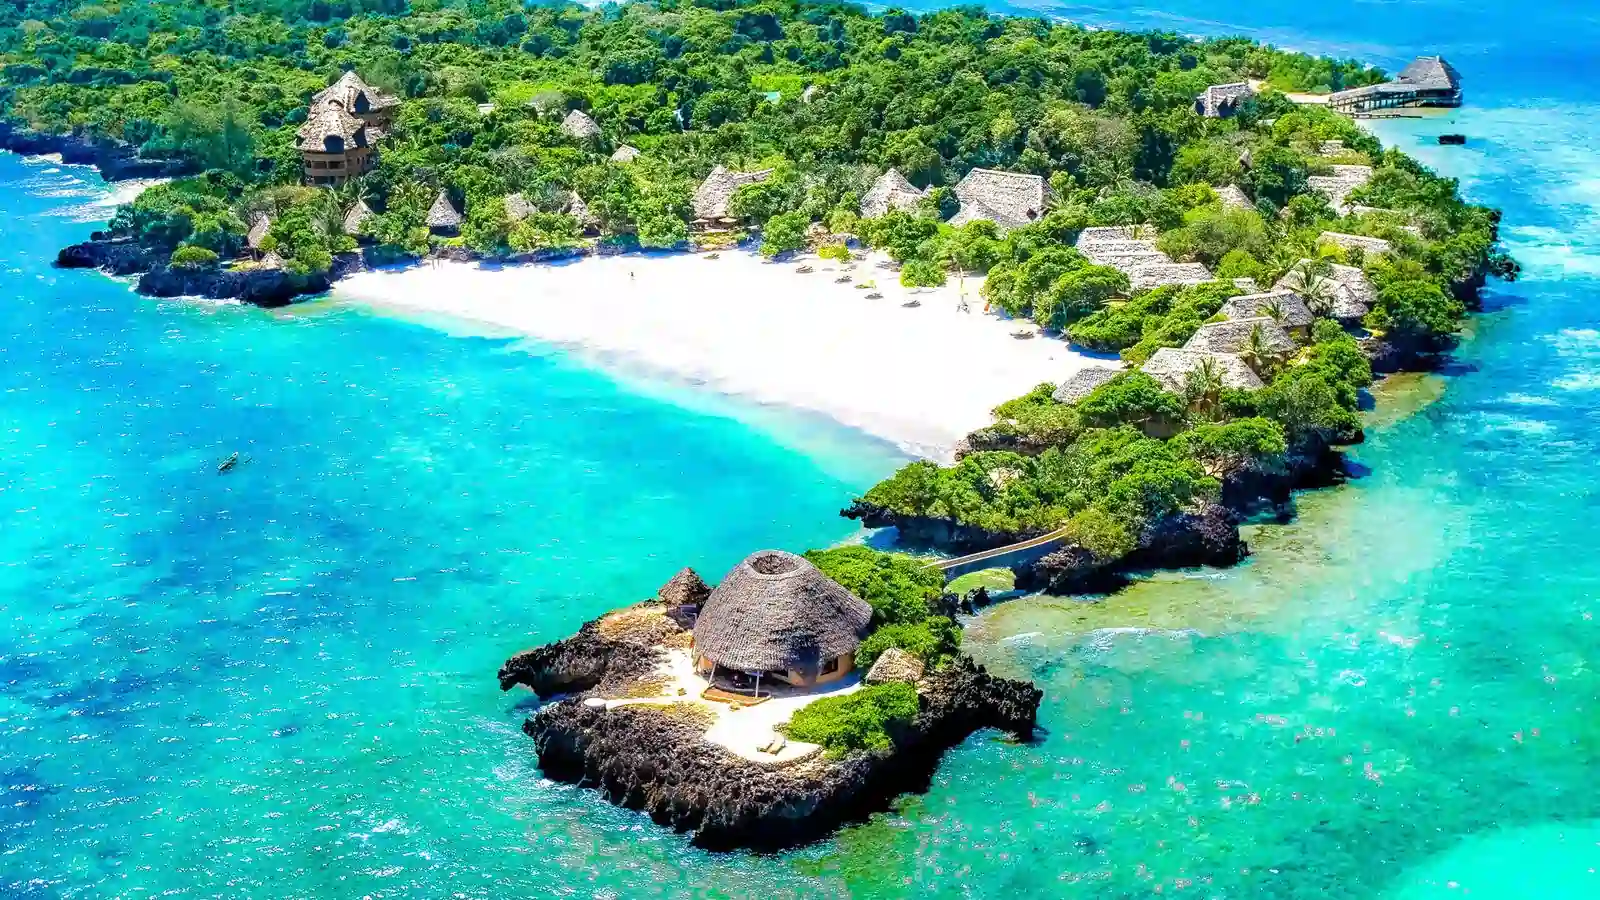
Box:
[4,1,1600,896]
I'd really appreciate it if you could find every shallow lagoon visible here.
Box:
[5,0,1600,896]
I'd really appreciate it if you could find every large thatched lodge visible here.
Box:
[296,71,397,186]
[691,550,873,692]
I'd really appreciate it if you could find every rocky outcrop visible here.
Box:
[840,500,1040,554]
[56,237,161,276]
[0,121,195,181]
[497,604,680,699]
[517,655,1040,851]
[134,252,367,307]
[1018,502,1245,595]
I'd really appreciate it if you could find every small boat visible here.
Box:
[865,292,883,299]
[1011,329,1036,340]
[795,265,813,274]
[217,452,241,474]
[1437,134,1467,145]
[834,275,852,283]
[705,252,721,259]
[854,283,873,290]
[901,299,921,308]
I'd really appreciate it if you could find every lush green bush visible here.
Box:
[900,258,946,288]
[784,682,920,757]
[760,210,808,258]
[1174,418,1287,474]
[169,245,219,268]
[855,617,961,670]
[804,546,945,627]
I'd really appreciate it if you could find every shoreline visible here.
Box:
[334,249,1109,460]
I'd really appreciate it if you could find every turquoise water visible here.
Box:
[5,2,1600,896]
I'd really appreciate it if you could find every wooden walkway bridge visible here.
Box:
[925,527,1072,580]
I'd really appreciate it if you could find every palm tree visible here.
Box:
[1238,324,1278,378]
[1264,296,1289,325]
[1184,357,1227,421]
[1291,257,1338,317]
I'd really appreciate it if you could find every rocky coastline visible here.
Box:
[498,597,1042,851]
[0,120,195,182]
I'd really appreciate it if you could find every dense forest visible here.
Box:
[0,0,1518,650]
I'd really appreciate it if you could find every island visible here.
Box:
[1,0,1519,847]
[498,549,1040,850]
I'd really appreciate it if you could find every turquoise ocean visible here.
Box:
[4,1,1600,896]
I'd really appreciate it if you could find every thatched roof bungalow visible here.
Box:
[1140,348,1264,393]
[560,109,601,142]
[610,145,640,163]
[1307,165,1373,214]
[1275,260,1376,323]
[342,200,373,237]
[1196,81,1254,118]
[1128,262,1214,290]
[948,168,1052,234]
[1219,290,1315,336]
[1184,317,1298,358]
[1318,231,1394,258]
[563,191,599,234]
[864,648,925,685]
[504,192,534,223]
[860,168,926,218]
[1216,184,1254,211]
[426,190,463,234]
[246,213,272,252]
[691,165,774,227]
[692,550,873,688]
[1052,365,1122,404]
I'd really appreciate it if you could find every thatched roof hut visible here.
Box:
[312,71,399,118]
[246,213,272,250]
[692,550,873,677]
[860,168,926,218]
[504,192,533,223]
[342,200,372,237]
[1318,140,1347,156]
[563,191,598,232]
[426,190,463,232]
[258,251,285,270]
[1183,317,1297,357]
[657,567,711,608]
[691,165,774,223]
[1275,260,1376,322]
[1307,165,1373,214]
[561,109,601,141]
[864,647,925,685]
[1318,230,1394,257]
[1196,81,1254,117]
[1140,348,1264,393]
[1128,262,1214,290]
[1330,57,1462,111]
[1052,365,1122,404]
[1075,225,1142,244]
[295,99,370,153]
[949,168,1051,234]
[610,145,640,163]
[1231,277,1262,293]
[1216,184,1253,211]
[1219,290,1315,332]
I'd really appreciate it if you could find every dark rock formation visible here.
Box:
[57,237,160,276]
[136,251,367,307]
[1018,502,1244,594]
[840,500,1039,554]
[0,120,195,181]
[498,603,684,698]
[516,654,1040,851]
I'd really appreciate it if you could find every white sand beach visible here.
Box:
[334,249,1114,459]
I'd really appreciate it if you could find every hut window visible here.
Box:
[822,657,840,675]
[324,136,345,154]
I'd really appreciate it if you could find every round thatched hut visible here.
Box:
[692,550,873,689]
